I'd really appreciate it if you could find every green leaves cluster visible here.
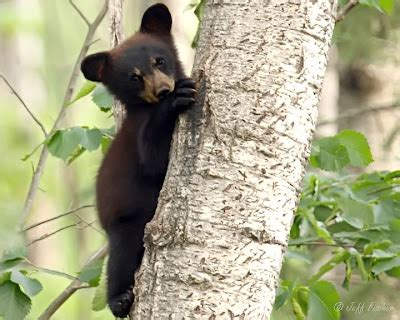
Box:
[34,81,116,164]
[275,131,400,319]
[0,248,106,320]
[46,126,113,163]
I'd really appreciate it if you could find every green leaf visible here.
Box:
[101,136,112,155]
[47,127,103,161]
[67,146,86,165]
[364,240,391,255]
[354,252,369,280]
[0,281,31,320]
[0,258,23,273]
[292,286,309,320]
[372,257,400,274]
[92,84,113,112]
[92,257,107,311]
[274,286,290,310]
[359,0,383,11]
[2,248,26,262]
[285,250,312,264]
[339,198,374,229]
[78,128,102,151]
[10,271,42,297]
[47,128,82,161]
[308,249,350,284]
[310,137,349,171]
[78,259,104,287]
[343,258,352,289]
[336,130,373,168]
[379,0,393,14]
[307,281,340,320]
[68,81,96,106]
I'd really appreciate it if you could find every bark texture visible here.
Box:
[109,0,125,129]
[132,1,336,319]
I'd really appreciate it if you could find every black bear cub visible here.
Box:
[81,3,196,318]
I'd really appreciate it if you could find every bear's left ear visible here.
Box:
[140,3,172,34]
[81,52,110,82]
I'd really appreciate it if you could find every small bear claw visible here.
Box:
[109,290,134,318]
[172,78,197,112]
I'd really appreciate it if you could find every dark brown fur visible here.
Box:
[80,4,196,318]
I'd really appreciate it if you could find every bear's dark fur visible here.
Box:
[81,3,196,317]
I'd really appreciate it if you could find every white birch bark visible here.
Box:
[132,1,337,319]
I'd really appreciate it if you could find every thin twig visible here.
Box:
[74,213,105,235]
[288,241,356,248]
[1,74,47,137]
[27,219,99,246]
[367,184,400,195]
[335,0,359,22]
[317,103,399,127]
[23,204,94,231]
[23,258,78,281]
[21,0,109,227]
[27,223,77,246]
[109,0,126,129]
[69,0,90,27]
[38,245,108,320]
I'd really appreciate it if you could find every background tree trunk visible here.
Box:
[132,1,337,318]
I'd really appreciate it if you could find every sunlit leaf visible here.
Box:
[308,281,340,320]
[78,259,104,287]
[10,271,42,297]
[0,281,31,320]
[67,81,96,106]
[92,84,113,112]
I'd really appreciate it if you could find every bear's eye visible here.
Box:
[130,74,141,82]
[155,57,166,67]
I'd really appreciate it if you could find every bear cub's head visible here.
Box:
[81,4,184,108]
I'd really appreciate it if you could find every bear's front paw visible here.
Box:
[109,290,134,318]
[172,78,196,113]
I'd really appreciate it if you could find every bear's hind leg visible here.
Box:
[106,215,146,318]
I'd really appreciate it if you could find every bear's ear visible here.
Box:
[140,3,172,34]
[81,52,110,82]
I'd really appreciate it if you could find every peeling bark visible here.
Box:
[132,1,337,319]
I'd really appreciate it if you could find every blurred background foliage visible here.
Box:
[0,0,399,319]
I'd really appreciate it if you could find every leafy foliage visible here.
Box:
[92,84,113,112]
[0,281,31,320]
[187,0,206,48]
[359,0,394,14]
[46,126,114,163]
[274,131,400,319]
[77,259,104,287]
[310,130,373,171]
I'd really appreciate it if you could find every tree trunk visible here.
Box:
[132,1,337,319]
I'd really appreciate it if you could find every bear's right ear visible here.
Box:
[140,3,172,34]
[81,52,110,82]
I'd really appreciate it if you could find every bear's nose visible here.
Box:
[156,87,171,99]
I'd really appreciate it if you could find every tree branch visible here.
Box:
[335,0,359,22]
[0,74,47,137]
[317,103,399,127]
[27,219,98,246]
[23,204,94,231]
[27,223,77,246]
[38,245,108,320]
[69,0,90,27]
[108,0,125,129]
[21,0,108,227]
